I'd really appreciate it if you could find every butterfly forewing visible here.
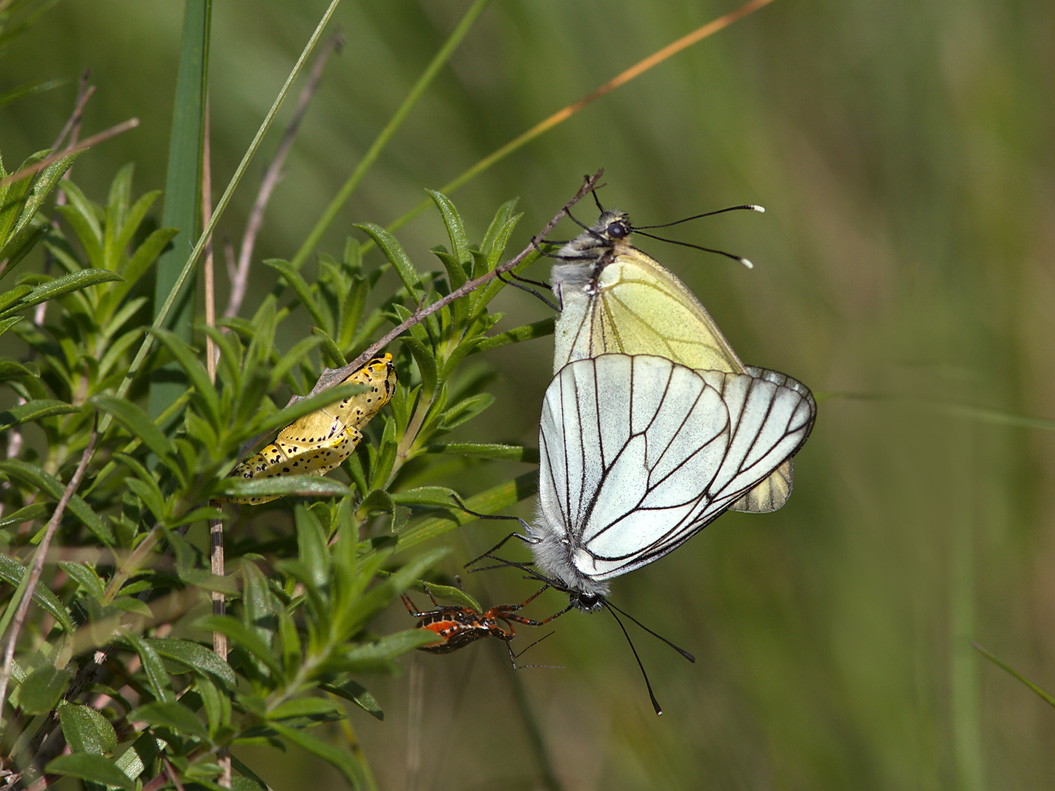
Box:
[537,355,814,583]
[552,214,799,515]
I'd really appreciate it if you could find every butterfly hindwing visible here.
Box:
[536,355,814,583]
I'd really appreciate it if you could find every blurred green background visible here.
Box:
[4,0,1053,788]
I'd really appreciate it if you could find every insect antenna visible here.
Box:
[605,599,696,663]
[603,604,665,715]
[632,204,765,269]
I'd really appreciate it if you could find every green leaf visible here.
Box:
[195,615,283,678]
[441,392,494,429]
[0,399,77,431]
[265,719,364,788]
[476,317,554,351]
[973,641,1055,708]
[390,486,461,508]
[149,327,221,428]
[119,631,174,703]
[268,697,344,721]
[263,258,327,330]
[0,503,49,529]
[341,629,440,669]
[0,554,76,632]
[423,442,536,462]
[146,637,237,688]
[355,222,424,298]
[58,701,118,754]
[131,700,211,742]
[426,190,470,267]
[10,269,123,313]
[219,475,352,503]
[0,460,113,545]
[59,561,106,601]
[320,680,384,721]
[17,664,72,715]
[295,505,330,592]
[45,754,134,790]
[90,394,178,464]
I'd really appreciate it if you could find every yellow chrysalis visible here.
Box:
[222,353,397,505]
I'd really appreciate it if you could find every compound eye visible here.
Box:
[606,221,629,239]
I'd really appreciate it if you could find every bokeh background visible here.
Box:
[4,0,1053,788]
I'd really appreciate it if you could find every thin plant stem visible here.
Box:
[107,0,345,429]
[0,420,99,722]
[288,0,494,272]
[385,0,777,235]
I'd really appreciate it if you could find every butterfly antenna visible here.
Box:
[633,230,756,269]
[604,605,664,716]
[632,204,765,269]
[606,599,696,663]
[635,204,765,229]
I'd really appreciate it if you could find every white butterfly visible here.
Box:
[550,208,799,514]
[527,353,815,605]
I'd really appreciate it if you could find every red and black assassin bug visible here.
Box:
[402,584,554,669]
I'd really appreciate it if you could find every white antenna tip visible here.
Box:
[748,204,765,213]
[739,257,755,270]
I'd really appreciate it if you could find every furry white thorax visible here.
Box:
[527,504,611,606]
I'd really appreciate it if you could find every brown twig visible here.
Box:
[225,31,344,318]
[298,169,603,403]
[0,418,100,722]
[0,118,140,191]
[4,73,95,504]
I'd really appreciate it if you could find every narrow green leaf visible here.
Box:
[219,476,352,503]
[442,392,494,429]
[146,637,237,688]
[295,504,330,592]
[0,399,78,432]
[119,631,174,703]
[320,680,384,721]
[390,486,460,508]
[342,629,440,668]
[58,701,118,754]
[268,697,343,721]
[0,460,113,544]
[0,555,76,632]
[90,394,178,463]
[17,664,72,714]
[355,222,423,298]
[476,318,555,351]
[426,190,470,266]
[973,642,1055,708]
[265,719,364,788]
[45,754,134,790]
[195,615,283,678]
[149,327,221,428]
[131,700,211,742]
[263,258,327,330]
[423,442,536,462]
[20,269,123,308]
[59,562,106,601]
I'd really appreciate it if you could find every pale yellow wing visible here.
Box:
[551,212,793,513]
[222,353,397,505]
